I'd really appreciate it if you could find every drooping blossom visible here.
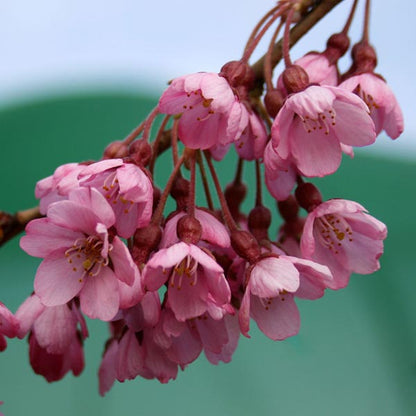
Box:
[234,111,268,160]
[264,141,297,201]
[20,187,140,321]
[143,242,231,322]
[339,73,404,139]
[301,199,387,289]
[239,255,300,340]
[15,294,87,382]
[158,72,249,149]
[98,291,161,396]
[0,302,19,351]
[79,158,153,238]
[35,163,85,215]
[271,85,376,177]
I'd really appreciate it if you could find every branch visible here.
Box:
[251,0,344,88]
[0,207,42,247]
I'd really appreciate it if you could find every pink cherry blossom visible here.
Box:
[271,85,376,177]
[16,294,87,382]
[79,159,153,238]
[0,302,19,351]
[158,72,248,149]
[234,111,268,161]
[98,291,161,395]
[143,242,231,322]
[20,187,139,321]
[36,163,85,215]
[339,73,404,139]
[264,141,297,201]
[301,199,387,289]
[239,255,300,340]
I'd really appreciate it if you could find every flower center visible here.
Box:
[182,90,215,122]
[299,108,336,135]
[316,214,353,254]
[65,236,112,282]
[169,256,198,290]
[102,172,134,215]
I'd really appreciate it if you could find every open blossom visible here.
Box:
[239,255,300,340]
[271,85,376,177]
[0,302,19,351]
[20,187,140,321]
[339,73,404,139]
[301,199,387,289]
[143,242,231,322]
[79,158,153,238]
[16,294,87,382]
[158,72,248,149]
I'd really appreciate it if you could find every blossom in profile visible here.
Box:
[239,255,300,340]
[158,72,248,149]
[271,84,376,177]
[301,199,387,289]
[35,163,85,215]
[20,187,140,321]
[0,302,19,351]
[16,294,87,382]
[339,73,404,139]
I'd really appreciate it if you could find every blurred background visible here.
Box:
[0,1,415,415]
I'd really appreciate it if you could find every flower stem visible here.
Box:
[204,151,238,232]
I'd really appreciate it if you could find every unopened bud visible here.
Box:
[248,205,271,242]
[277,195,299,222]
[177,215,202,244]
[282,65,310,94]
[129,140,153,167]
[170,176,190,211]
[103,141,129,159]
[220,60,255,91]
[352,42,377,72]
[264,89,284,118]
[230,230,261,263]
[295,182,322,212]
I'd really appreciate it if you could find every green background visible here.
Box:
[0,92,415,415]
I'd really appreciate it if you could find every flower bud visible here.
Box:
[220,60,255,91]
[230,230,261,263]
[177,215,202,244]
[282,65,310,94]
[103,141,129,159]
[129,140,153,167]
[170,176,190,211]
[277,195,299,222]
[248,205,271,242]
[295,182,322,212]
[264,89,284,118]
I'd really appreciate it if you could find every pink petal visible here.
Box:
[33,304,77,354]
[249,257,299,298]
[250,293,300,340]
[110,236,137,286]
[290,117,342,177]
[34,250,86,306]
[20,218,83,258]
[68,187,115,228]
[15,295,45,338]
[79,267,120,321]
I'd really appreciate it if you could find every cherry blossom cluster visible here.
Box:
[0,0,403,396]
